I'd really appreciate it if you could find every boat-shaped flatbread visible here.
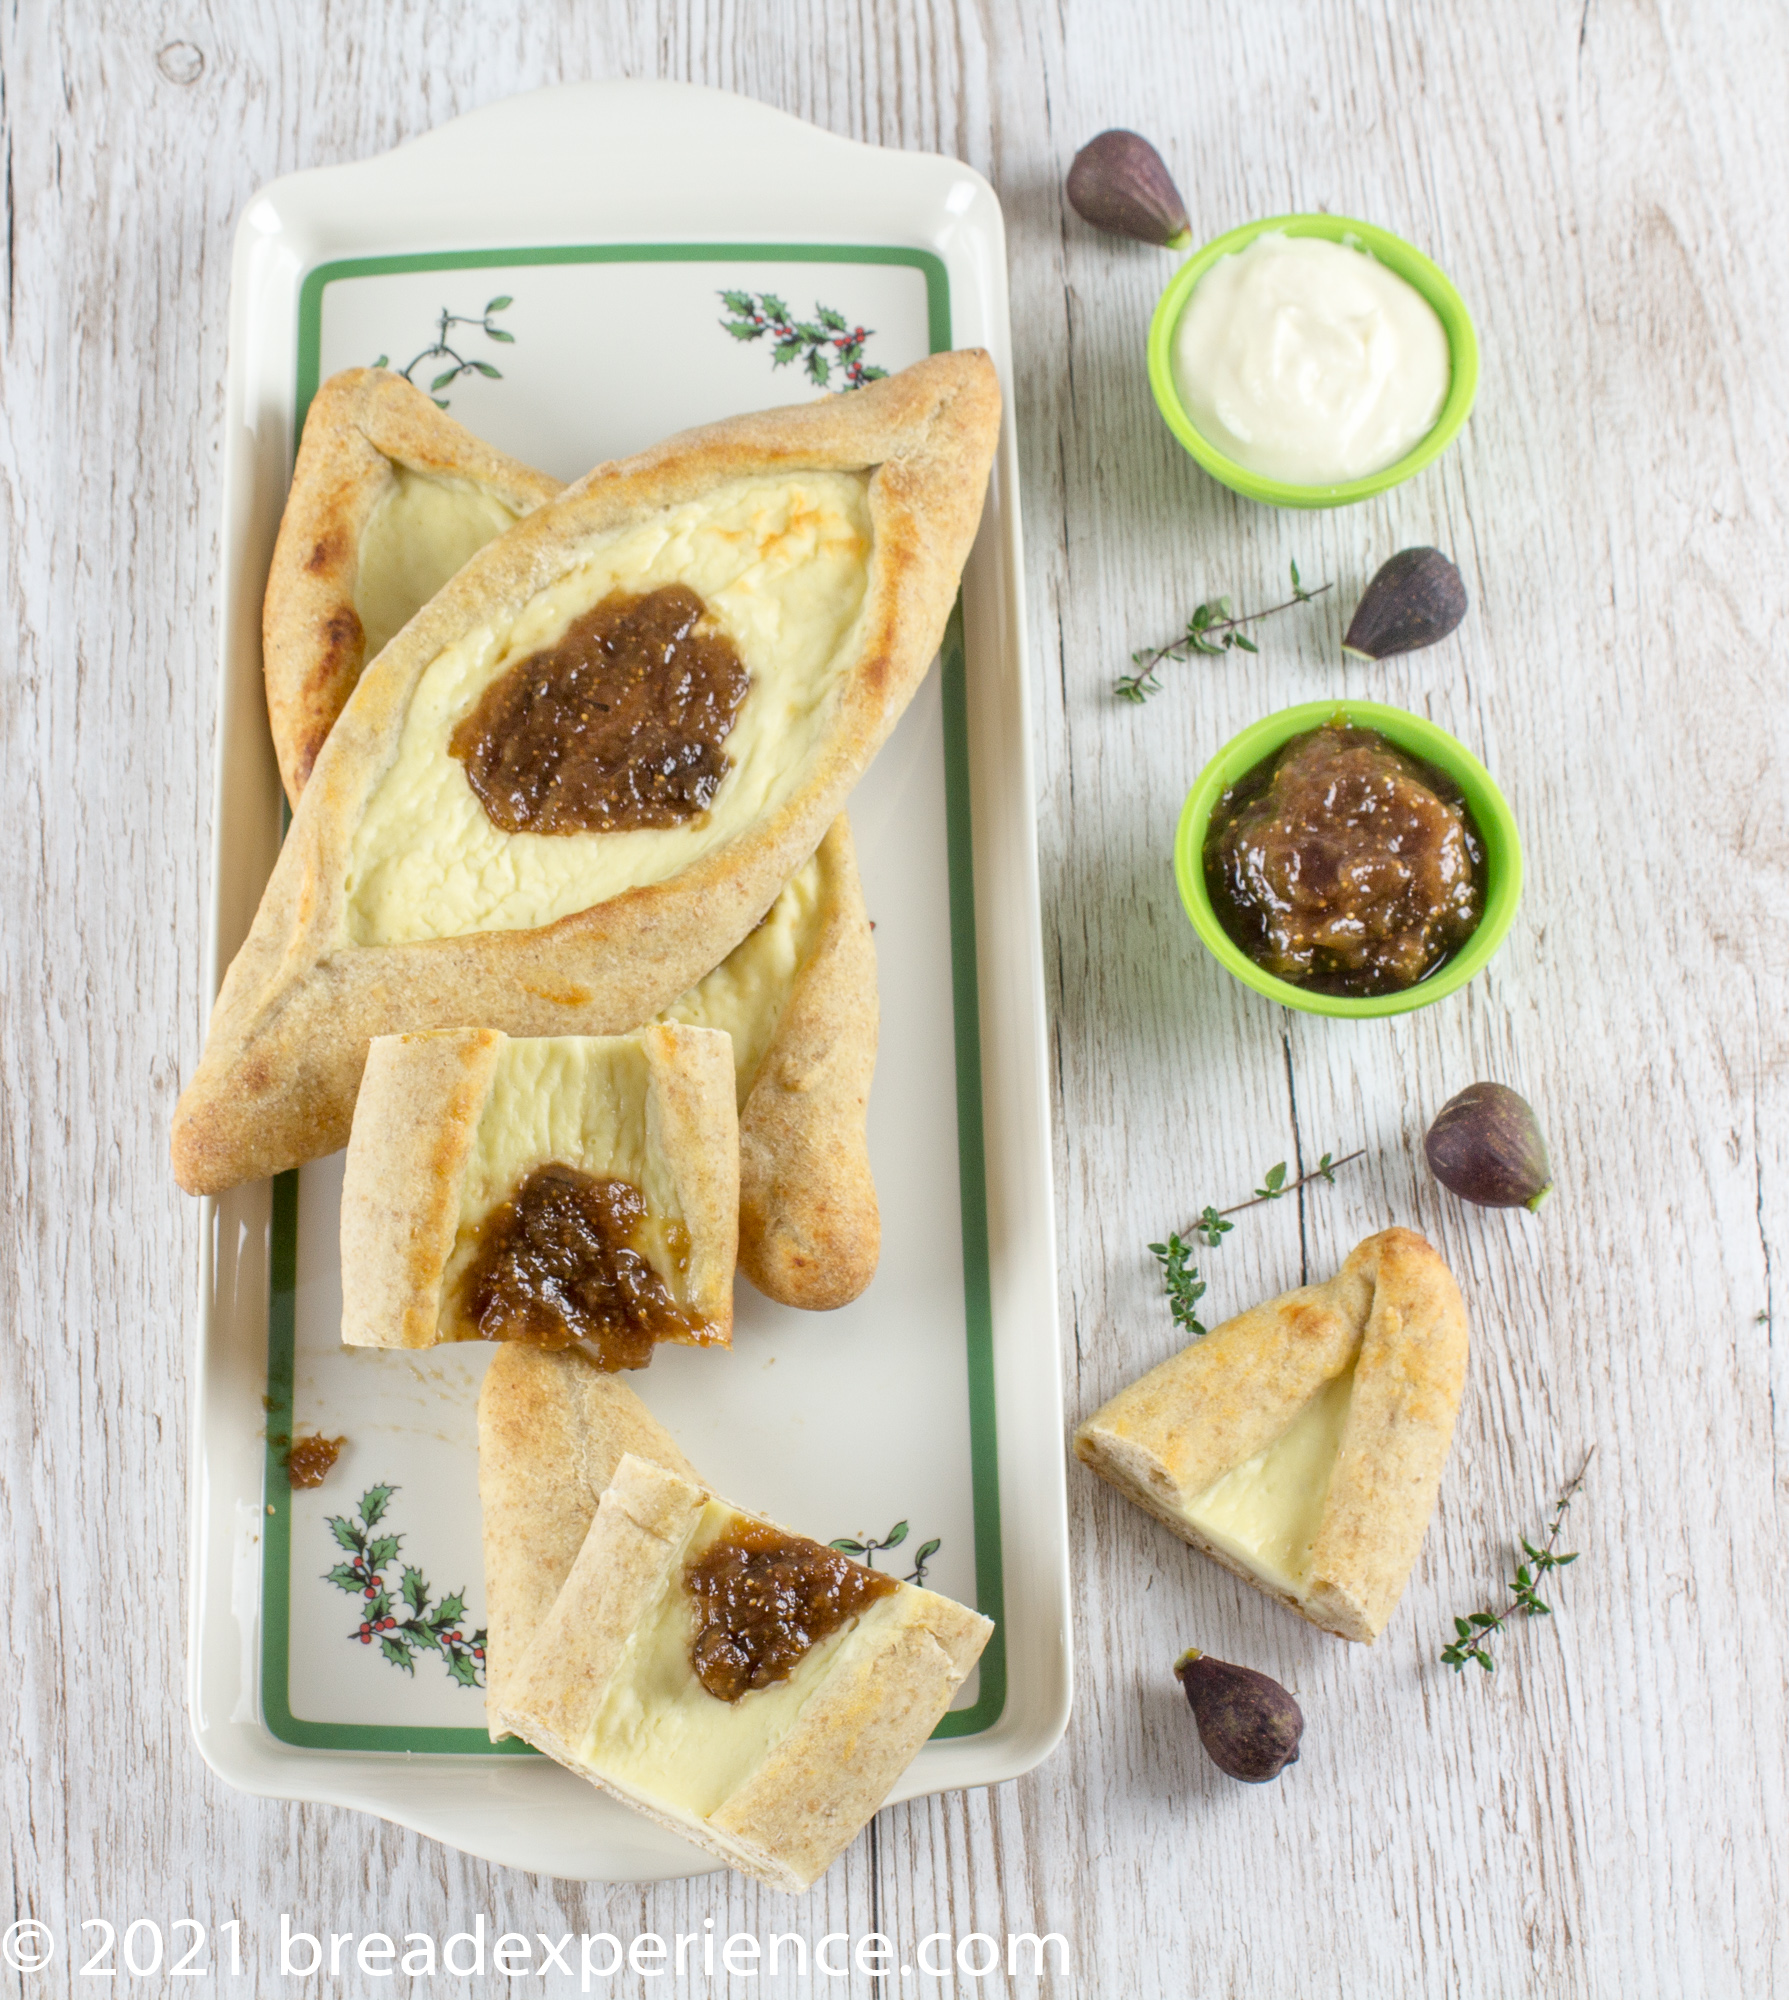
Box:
[264,367,562,804]
[339,1022,738,1363]
[1073,1228,1468,1642]
[172,350,998,1195]
[476,1345,699,1727]
[492,1453,992,1892]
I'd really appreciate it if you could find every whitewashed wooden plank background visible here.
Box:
[1,2,1783,1995]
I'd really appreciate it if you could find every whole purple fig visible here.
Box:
[1425,1082,1553,1211]
[1342,548,1469,660]
[1174,1648,1303,1782]
[1066,131,1192,249]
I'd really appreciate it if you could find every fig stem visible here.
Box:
[1524,1182,1555,1214]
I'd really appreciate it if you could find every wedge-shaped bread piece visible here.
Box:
[172,350,998,1195]
[339,1022,737,1363]
[265,368,563,803]
[658,815,877,1309]
[477,1345,699,1728]
[493,1454,991,1893]
[1074,1228,1468,1643]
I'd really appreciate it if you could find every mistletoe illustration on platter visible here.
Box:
[719,291,889,391]
[829,1519,941,1586]
[323,1485,487,1687]
[372,296,516,408]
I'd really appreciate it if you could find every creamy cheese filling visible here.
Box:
[577,1501,899,1819]
[355,465,522,662]
[1177,1364,1356,1595]
[655,850,825,1107]
[438,1036,689,1331]
[344,472,873,944]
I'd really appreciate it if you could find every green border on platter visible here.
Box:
[262,239,1006,1753]
[293,242,952,435]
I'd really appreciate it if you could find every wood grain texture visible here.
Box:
[1,1,1783,1994]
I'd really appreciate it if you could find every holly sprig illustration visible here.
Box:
[323,1485,487,1687]
[829,1519,941,1586]
[719,291,888,391]
[373,297,516,408]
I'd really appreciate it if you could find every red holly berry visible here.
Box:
[364,1586,377,1598]
[474,1648,485,1660]
[369,1575,383,1589]
[359,1633,372,1645]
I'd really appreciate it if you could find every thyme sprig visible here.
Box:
[1148,1148,1360,1337]
[1116,561,1332,703]
[1441,1451,1593,1673]
[1187,1149,1365,1245]
[1149,1234,1209,1337]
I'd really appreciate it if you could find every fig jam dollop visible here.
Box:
[449,585,749,834]
[1203,721,1484,996]
[458,1162,693,1371]
[684,1519,898,1703]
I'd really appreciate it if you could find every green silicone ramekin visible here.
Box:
[1175,699,1522,1019]
[1148,213,1480,509]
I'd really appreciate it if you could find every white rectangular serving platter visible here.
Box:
[189,79,1069,1881]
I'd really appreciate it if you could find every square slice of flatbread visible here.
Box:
[339,1023,738,1362]
[492,1454,992,1892]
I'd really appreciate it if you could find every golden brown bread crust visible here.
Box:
[1073,1227,1468,1643]
[636,1024,742,1331]
[173,350,1000,1196]
[492,1454,991,1893]
[338,1023,739,1350]
[263,368,562,804]
[1302,1231,1471,1640]
[476,1347,698,1731]
[735,816,879,1310]
[337,1027,505,1350]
